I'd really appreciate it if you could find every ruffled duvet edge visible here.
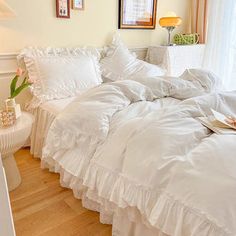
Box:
[42,156,232,236]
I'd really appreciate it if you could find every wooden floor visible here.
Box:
[9,148,112,236]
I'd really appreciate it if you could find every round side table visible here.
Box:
[0,112,34,191]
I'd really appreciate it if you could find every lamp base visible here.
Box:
[162,43,176,47]
[163,26,176,46]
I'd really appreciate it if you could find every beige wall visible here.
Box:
[0,0,190,53]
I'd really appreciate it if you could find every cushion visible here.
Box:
[100,34,165,81]
[19,47,102,103]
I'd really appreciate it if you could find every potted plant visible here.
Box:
[9,68,32,99]
[1,68,32,126]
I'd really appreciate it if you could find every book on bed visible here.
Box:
[197,109,236,135]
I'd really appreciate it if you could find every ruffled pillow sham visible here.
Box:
[18,47,102,104]
[100,34,166,81]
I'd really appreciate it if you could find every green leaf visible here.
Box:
[20,77,27,86]
[10,75,18,98]
[11,83,30,98]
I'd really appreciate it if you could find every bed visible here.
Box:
[19,35,236,236]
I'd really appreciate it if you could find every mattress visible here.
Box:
[30,97,76,158]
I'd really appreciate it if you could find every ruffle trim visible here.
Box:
[17,46,102,108]
[25,96,43,111]
[17,46,101,60]
[42,152,232,236]
[41,156,114,225]
[43,128,106,157]
[83,162,232,236]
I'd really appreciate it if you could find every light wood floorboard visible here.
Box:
[9,148,112,236]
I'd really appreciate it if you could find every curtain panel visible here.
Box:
[203,0,236,91]
[189,0,208,43]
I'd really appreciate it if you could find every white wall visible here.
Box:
[0,0,190,52]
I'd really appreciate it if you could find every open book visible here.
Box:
[197,109,236,135]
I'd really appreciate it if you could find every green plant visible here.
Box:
[9,69,32,99]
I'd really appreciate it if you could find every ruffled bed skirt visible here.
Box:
[42,157,167,236]
[41,153,230,236]
[113,208,169,236]
[30,106,56,158]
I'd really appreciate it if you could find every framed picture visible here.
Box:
[56,0,70,18]
[72,0,84,10]
[119,0,157,29]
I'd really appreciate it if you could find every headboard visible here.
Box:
[0,47,148,108]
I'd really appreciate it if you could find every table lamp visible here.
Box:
[159,12,182,46]
[0,0,16,19]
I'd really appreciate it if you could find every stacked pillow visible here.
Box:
[19,35,165,106]
[100,34,165,81]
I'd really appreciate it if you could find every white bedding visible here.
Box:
[41,70,236,236]
[30,97,75,158]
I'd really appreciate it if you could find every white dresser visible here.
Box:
[146,45,205,77]
[0,156,16,236]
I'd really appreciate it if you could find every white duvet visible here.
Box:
[42,69,236,236]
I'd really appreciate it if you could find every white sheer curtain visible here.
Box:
[203,0,236,91]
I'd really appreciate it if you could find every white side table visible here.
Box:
[146,45,205,77]
[0,112,34,191]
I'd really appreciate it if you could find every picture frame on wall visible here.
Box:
[56,0,70,18]
[119,0,157,29]
[72,0,84,10]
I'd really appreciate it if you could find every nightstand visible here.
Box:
[146,45,205,77]
[0,112,34,191]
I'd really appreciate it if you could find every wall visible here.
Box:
[0,0,190,52]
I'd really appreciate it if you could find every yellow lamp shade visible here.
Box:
[159,17,182,27]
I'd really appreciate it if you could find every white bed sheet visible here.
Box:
[30,97,76,158]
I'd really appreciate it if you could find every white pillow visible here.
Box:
[100,34,165,81]
[19,47,102,103]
